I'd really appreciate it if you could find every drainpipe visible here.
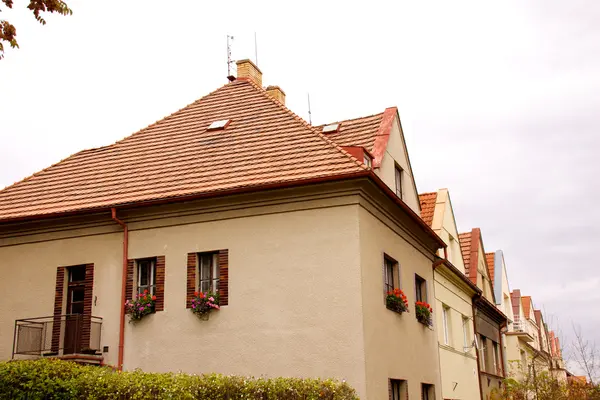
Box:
[111,208,128,371]
[472,296,485,400]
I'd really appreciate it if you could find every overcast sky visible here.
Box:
[1,1,598,369]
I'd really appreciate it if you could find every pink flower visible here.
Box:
[209,297,214,302]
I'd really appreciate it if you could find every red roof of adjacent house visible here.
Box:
[316,112,384,152]
[316,107,397,168]
[418,192,437,227]
[0,79,370,222]
[486,252,495,283]
[459,231,473,280]
[522,296,532,320]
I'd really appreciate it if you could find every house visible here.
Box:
[419,189,482,400]
[0,60,445,399]
[459,228,507,399]
[488,250,515,376]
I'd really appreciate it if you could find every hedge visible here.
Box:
[0,359,359,400]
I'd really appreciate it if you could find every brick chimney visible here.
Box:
[236,59,262,87]
[266,85,286,105]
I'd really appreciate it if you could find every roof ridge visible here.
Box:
[314,111,386,127]
[236,78,367,171]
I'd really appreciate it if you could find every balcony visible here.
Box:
[12,315,103,364]
[508,319,535,342]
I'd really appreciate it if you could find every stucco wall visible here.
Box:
[0,196,368,397]
[377,118,421,215]
[434,271,480,400]
[358,207,442,399]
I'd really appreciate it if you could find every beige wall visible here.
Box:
[434,270,480,400]
[0,188,367,397]
[0,180,444,399]
[376,116,421,215]
[358,206,442,400]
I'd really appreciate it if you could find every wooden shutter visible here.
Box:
[81,263,94,348]
[186,253,197,308]
[125,259,134,301]
[218,249,229,306]
[155,256,165,312]
[51,267,65,352]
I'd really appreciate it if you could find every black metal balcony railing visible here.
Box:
[12,314,102,358]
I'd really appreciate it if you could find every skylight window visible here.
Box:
[322,123,340,133]
[363,152,372,168]
[207,119,231,131]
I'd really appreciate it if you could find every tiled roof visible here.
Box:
[522,296,532,320]
[486,252,495,283]
[459,231,473,279]
[418,192,437,227]
[315,112,384,152]
[0,79,368,221]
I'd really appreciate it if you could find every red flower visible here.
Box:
[152,295,157,301]
[144,289,148,294]
[194,291,199,296]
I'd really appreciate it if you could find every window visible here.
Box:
[384,255,400,294]
[493,342,501,375]
[415,274,427,303]
[480,335,488,372]
[421,383,434,400]
[462,316,470,351]
[199,252,219,293]
[389,379,407,400]
[137,258,156,296]
[394,165,403,199]
[207,119,231,131]
[442,305,451,345]
[363,151,372,168]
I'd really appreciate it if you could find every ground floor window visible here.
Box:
[421,383,434,400]
[389,379,407,400]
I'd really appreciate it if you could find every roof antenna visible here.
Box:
[307,93,312,125]
[254,32,258,66]
[227,35,235,82]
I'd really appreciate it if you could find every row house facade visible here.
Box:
[0,58,570,400]
[0,60,445,400]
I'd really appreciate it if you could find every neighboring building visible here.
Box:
[0,60,445,399]
[419,189,482,400]
[549,330,568,382]
[459,229,507,399]
[489,250,515,376]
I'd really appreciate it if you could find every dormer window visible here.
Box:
[363,151,372,168]
[322,123,340,133]
[207,119,231,131]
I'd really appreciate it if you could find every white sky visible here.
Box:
[1,0,599,372]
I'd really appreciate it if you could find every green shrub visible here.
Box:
[0,359,359,400]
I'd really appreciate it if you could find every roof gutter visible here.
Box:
[0,171,446,250]
[110,208,128,371]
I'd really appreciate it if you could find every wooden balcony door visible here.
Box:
[64,266,86,354]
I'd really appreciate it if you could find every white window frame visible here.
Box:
[442,305,450,345]
[394,164,403,199]
[462,316,470,351]
[136,258,156,296]
[198,252,220,294]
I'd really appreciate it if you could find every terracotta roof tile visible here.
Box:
[0,80,367,221]
[486,252,495,283]
[522,296,532,320]
[418,192,437,227]
[315,112,384,154]
[459,232,473,278]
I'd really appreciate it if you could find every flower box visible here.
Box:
[125,291,156,322]
[415,301,433,326]
[191,291,220,320]
[386,289,409,314]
